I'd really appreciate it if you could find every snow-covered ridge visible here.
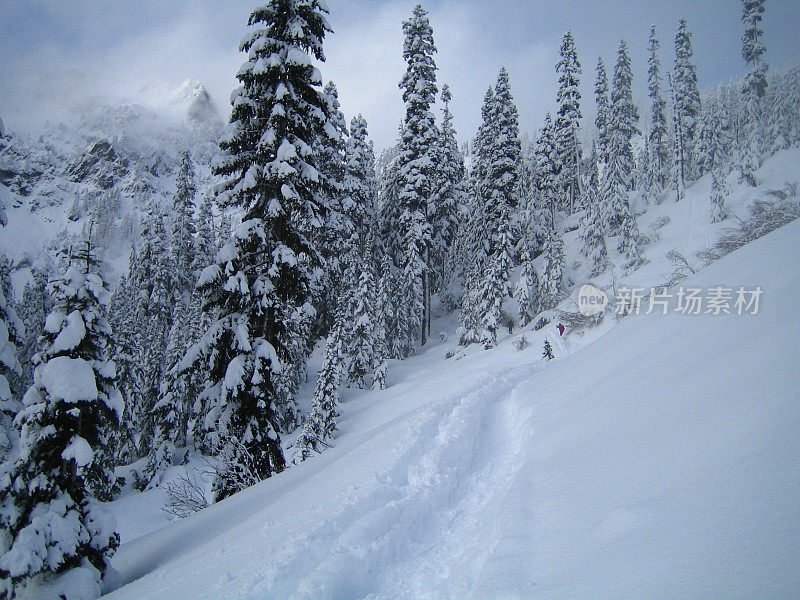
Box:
[0,83,223,289]
[136,80,221,126]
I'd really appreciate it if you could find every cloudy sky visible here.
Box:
[2,0,799,151]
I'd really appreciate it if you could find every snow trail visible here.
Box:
[254,364,539,599]
[106,357,548,600]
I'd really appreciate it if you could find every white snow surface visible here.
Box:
[103,216,800,596]
[62,436,94,468]
[40,356,98,404]
[48,311,87,355]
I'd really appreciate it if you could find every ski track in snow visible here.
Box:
[243,364,538,600]
[106,355,550,600]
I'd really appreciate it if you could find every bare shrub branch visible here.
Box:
[697,194,800,265]
[556,309,604,335]
[203,436,262,496]
[162,468,210,519]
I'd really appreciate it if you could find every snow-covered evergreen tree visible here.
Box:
[696,102,732,224]
[533,112,559,237]
[616,201,644,265]
[579,160,608,276]
[188,0,334,500]
[397,4,438,349]
[763,68,799,154]
[316,80,350,323]
[294,323,343,461]
[128,211,174,457]
[472,68,520,348]
[452,87,493,306]
[485,68,520,248]
[517,137,539,234]
[611,39,645,265]
[10,267,49,400]
[647,25,670,199]
[142,293,204,488]
[376,137,404,272]
[148,210,176,332]
[537,228,565,310]
[397,227,424,356]
[369,248,389,391]
[108,256,138,464]
[183,294,212,452]
[603,39,641,262]
[344,260,380,389]
[667,71,686,201]
[471,87,495,202]
[337,113,379,350]
[319,82,348,203]
[344,114,378,248]
[125,228,153,457]
[610,39,640,190]
[457,71,518,348]
[171,151,198,296]
[555,31,582,213]
[0,239,22,463]
[430,84,464,290]
[673,19,701,181]
[0,258,13,307]
[740,0,768,186]
[0,240,121,599]
[195,193,216,271]
[633,141,649,198]
[742,0,768,100]
[457,267,483,347]
[594,57,611,165]
[218,212,232,248]
[478,209,513,349]
[514,241,540,327]
[738,101,761,187]
[710,168,730,223]
[376,254,402,360]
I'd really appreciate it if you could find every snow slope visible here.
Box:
[103,209,800,595]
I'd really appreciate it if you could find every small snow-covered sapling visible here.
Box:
[513,335,529,351]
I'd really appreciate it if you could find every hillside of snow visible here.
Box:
[99,151,800,599]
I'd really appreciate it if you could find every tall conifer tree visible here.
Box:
[555,31,582,213]
[647,26,670,198]
[188,0,335,500]
[397,4,438,348]
[294,322,343,461]
[430,84,464,290]
[673,19,701,180]
[603,40,640,239]
[594,58,611,165]
[740,0,768,185]
[171,151,198,296]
